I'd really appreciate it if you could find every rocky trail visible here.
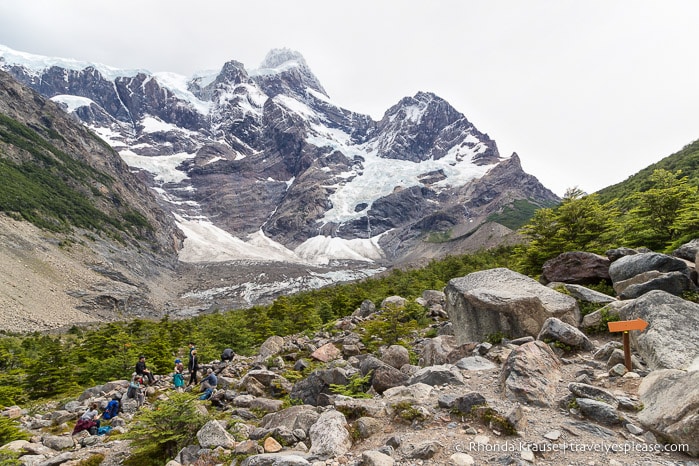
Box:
[1,246,698,466]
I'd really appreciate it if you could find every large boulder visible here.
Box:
[609,252,694,298]
[541,251,611,285]
[638,369,699,456]
[609,252,689,283]
[308,409,352,458]
[618,290,699,370]
[260,405,320,437]
[673,238,699,262]
[500,340,562,407]
[617,271,696,299]
[445,268,579,344]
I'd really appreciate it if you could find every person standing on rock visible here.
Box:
[187,349,199,386]
[173,358,185,390]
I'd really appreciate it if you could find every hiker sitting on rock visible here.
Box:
[73,402,100,435]
[201,368,217,391]
[127,373,145,407]
[135,355,155,385]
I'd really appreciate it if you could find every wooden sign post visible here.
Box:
[608,318,649,371]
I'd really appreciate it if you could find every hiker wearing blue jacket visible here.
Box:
[102,395,121,420]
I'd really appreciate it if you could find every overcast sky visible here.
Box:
[1,0,698,196]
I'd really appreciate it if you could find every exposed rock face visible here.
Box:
[445,268,579,344]
[500,340,562,407]
[638,369,699,456]
[673,238,699,262]
[1,47,559,267]
[0,70,183,328]
[541,252,611,285]
[618,290,699,370]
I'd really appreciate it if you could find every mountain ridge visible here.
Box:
[0,44,560,325]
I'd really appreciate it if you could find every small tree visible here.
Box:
[124,392,210,466]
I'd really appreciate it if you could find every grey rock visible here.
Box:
[672,238,699,262]
[606,348,643,370]
[381,345,410,369]
[196,420,236,449]
[474,342,492,355]
[625,423,644,435]
[638,369,699,456]
[353,299,376,318]
[605,247,640,262]
[537,317,594,351]
[576,398,623,426]
[619,271,696,299]
[372,365,409,394]
[240,453,311,466]
[381,296,408,309]
[608,364,628,377]
[356,417,383,439]
[553,283,616,304]
[446,268,579,344]
[408,364,465,386]
[41,434,74,451]
[507,336,535,346]
[260,405,320,436]
[541,251,611,285]
[362,450,395,466]
[408,440,442,459]
[257,336,285,361]
[609,252,689,283]
[500,341,561,407]
[308,409,352,458]
[419,335,459,366]
[453,392,487,414]
[455,356,497,371]
[593,341,623,360]
[567,382,618,409]
[618,290,699,370]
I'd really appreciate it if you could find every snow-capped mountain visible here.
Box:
[0,45,558,269]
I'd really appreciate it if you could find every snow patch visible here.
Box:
[295,235,384,265]
[0,44,144,81]
[50,94,94,112]
[118,150,195,184]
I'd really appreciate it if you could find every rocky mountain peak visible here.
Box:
[252,48,327,98]
[215,60,251,86]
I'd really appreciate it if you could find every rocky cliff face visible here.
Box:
[0,70,184,329]
[1,45,559,265]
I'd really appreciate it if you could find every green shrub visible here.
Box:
[0,416,29,445]
[330,371,373,399]
[123,392,210,466]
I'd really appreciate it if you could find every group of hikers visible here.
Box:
[73,342,234,435]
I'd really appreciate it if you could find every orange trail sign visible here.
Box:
[607,318,649,333]
[607,318,649,372]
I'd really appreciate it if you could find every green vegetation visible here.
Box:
[123,392,210,466]
[330,371,373,399]
[514,169,699,275]
[0,416,29,445]
[488,199,554,230]
[0,113,152,239]
[391,400,428,423]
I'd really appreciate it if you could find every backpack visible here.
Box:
[127,383,138,399]
[103,400,120,419]
[97,425,113,435]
